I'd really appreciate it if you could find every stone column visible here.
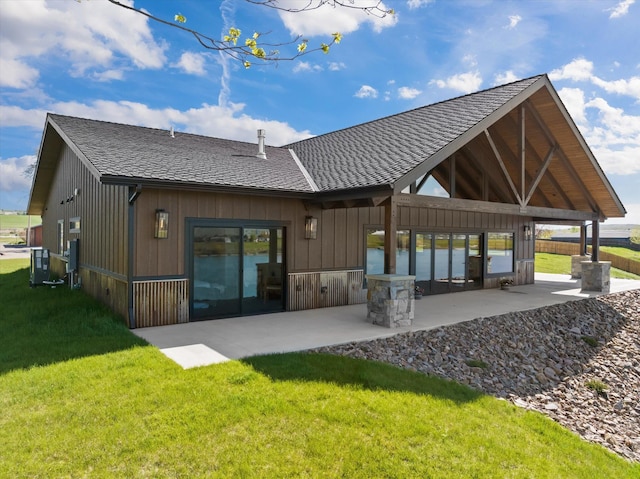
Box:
[366,274,415,328]
[580,261,611,293]
[570,255,591,279]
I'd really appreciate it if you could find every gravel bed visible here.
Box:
[311,289,640,462]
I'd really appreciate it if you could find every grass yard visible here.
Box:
[0,214,41,230]
[535,252,640,280]
[1,259,638,478]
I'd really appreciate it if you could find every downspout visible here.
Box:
[127,184,142,328]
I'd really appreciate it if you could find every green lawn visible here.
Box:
[535,252,640,280]
[0,214,41,230]
[600,245,640,262]
[1,259,638,477]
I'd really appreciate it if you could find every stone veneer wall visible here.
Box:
[570,255,591,279]
[581,261,611,293]
[366,274,415,328]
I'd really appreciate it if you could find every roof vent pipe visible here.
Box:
[170,126,175,138]
[257,129,266,159]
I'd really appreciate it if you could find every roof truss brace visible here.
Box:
[460,146,514,204]
[524,100,600,215]
[484,128,524,207]
[500,108,571,210]
[524,144,556,206]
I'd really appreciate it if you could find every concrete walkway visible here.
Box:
[133,273,640,369]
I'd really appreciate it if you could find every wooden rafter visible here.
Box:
[500,110,571,210]
[484,128,523,206]
[525,100,600,213]
[524,145,556,206]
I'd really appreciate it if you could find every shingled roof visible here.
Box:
[29,74,625,220]
[287,75,542,192]
[28,114,317,214]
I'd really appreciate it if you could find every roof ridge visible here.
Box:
[47,113,287,150]
[284,74,546,147]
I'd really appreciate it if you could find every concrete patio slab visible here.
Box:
[134,273,640,369]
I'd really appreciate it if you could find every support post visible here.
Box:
[591,220,599,262]
[384,196,397,274]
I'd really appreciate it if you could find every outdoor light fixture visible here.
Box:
[155,209,169,239]
[304,216,318,240]
[524,225,532,241]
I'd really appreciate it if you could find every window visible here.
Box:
[57,220,64,255]
[69,217,81,233]
[365,229,410,275]
[487,232,514,274]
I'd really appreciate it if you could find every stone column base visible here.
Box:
[571,255,591,279]
[366,274,415,328]
[580,261,611,293]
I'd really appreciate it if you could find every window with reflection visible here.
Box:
[365,229,409,275]
[487,232,514,274]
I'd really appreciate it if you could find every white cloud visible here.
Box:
[430,71,482,94]
[549,58,594,82]
[494,71,519,85]
[0,155,35,192]
[276,0,398,36]
[1,101,312,147]
[0,0,167,88]
[354,85,378,99]
[174,52,208,76]
[398,86,422,99]
[407,0,434,8]
[591,145,640,175]
[591,76,640,100]
[557,87,588,125]
[550,58,640,100]
[506,15,522,29]
[293,61,323,73]
[328,62,346,71]
[608,0,635,18]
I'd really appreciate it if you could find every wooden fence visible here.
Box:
[536,240,640,276]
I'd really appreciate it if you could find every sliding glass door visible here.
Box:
[190,222,284,320]
[414,232,483,294]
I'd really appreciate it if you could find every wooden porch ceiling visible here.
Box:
[425,87,624,222]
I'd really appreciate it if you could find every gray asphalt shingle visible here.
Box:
[49,115,316,193]
[287,75,542,191]
[48,75,541,195]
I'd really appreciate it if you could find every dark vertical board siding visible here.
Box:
[320,209,335,269]
[334,208,347,266]
[345,208,359,266]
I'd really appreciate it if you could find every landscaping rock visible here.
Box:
[311,289,640,462]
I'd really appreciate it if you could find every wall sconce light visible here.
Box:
[155,209,169,239]
[304,216,317,240]
[524,225,532,241]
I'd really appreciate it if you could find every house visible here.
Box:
[27,74,625,328]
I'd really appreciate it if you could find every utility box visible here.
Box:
[30,248,50,287]
[68,239,79,272]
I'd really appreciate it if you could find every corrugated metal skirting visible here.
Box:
[133,279,189,328]
[288,270,366,311]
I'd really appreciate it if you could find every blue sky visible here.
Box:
[1,0,638,225]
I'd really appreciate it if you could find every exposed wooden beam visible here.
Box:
[416,173,430,193]
[450,154,456,199]
[525,100,599,213]
[524,145,556,206]
[484,128,523,206]
[395,193,599,221]
[384,196,398,274]
[520,106,526,203]
[461,145,513,204]
[500,111,569,210]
